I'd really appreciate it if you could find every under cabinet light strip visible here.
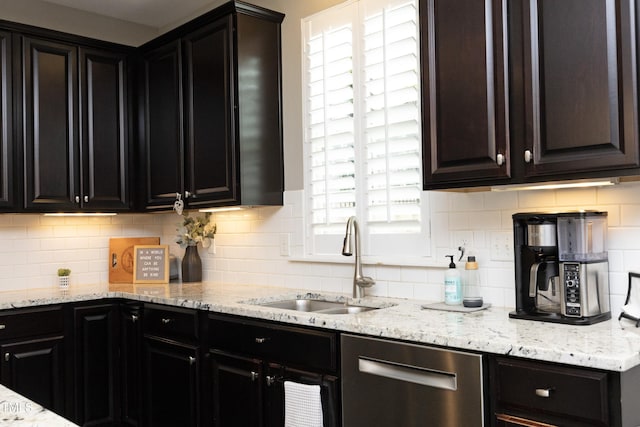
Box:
[198,207,245,213]
[490,178,619,192]
[43,213,118,217]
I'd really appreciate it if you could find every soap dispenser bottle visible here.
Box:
[444,255,462,305]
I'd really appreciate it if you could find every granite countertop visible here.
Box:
[0,384,78,426]
[2,282,640,372]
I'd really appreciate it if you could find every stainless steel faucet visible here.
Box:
[342,216,375,298]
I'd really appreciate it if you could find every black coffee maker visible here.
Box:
[511,212,611,325]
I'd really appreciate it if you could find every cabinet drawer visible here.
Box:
[494,357,609,424]
[208,314,337,372]
[0,305,63,340]
[144,304,200,342]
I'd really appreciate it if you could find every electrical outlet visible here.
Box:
[490,231,513,261]
[279,234,290,257]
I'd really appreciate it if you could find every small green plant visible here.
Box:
[57,268,71,277]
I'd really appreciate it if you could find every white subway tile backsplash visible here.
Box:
[621,204,640,226]
[518,189,557,208]
[450,192,485,211]
[0,182,638,314]
[555,187,597,206]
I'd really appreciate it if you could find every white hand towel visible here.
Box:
[284,380,323,427]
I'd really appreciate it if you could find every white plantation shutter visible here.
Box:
[303,0,428,257]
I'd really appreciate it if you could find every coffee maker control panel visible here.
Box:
[563,263,581,317]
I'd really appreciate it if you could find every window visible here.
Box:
[302,0,428,258]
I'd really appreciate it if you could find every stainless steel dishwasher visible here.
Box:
[341,334,486,426]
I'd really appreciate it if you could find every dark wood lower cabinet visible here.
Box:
[0,336,65,414]
[210,351,263,426]
[120,303,143,427]
[207,314,340,427]
[489,356,629,427]
[143,337,200,427]
[72,303,120,426]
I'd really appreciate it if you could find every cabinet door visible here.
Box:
[264,363,340,427]
[73,303,119,426]
[209,350,262,427]
[518,0,639,176]
[0,31,15,210]
[22,36,79,210]
[183,16,238,207]
[421,0,510,188]
[120,304,142,427]
[0,336,65,415]
[141,40,184,209]
[143,337,199,427]
[79,48,129,210]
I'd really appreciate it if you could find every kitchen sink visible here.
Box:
[257,298,380,314]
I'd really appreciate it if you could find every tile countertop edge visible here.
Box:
[0,283,639,372]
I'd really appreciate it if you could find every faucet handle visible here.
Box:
[357,276,375,288]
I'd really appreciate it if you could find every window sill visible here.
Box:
[287,255,446,269]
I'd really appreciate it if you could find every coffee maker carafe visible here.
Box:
[511,212,611,325]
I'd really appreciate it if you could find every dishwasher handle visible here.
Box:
[358,357,457,391]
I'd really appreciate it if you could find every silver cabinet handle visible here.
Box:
[266,375,276,386]
[185,191,192,199]
[75,196,80,203]
[496,153,505,166]
[131,314,139,322]
[524,149,533,163]
[255,337,268,344]
[84,195,89,203]
[0,324,6,330]
[189,356,196,365]
[535,388,553,398]
[4,353,9,362]
[161,318,172,324]
[250,371,259,382]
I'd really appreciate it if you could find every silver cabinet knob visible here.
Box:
[131,314,139,322]
[250,371,259,382]
[84,195,89,203]
[535,388,553,398]
[496,153,505,166]
[75,196,80,203]
[189,356,196,365]
[266,375,276,386]
[185,191,192,199]
[4,353,9,362]
[255,337,268,344]
[161,318,172,324]
[524,149,533,163]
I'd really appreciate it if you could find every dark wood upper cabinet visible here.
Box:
[22,34,131,211]
[518,0,639,177]
[0,31,15,210]
[79,48,129,210]
[141,40,184,208]
[421,0,511,187]
[423,0,640,189]
[139,2,284,211]
[22,36,79,210]
[183,16,236,206]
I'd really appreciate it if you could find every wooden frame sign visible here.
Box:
[133,245,170,284]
